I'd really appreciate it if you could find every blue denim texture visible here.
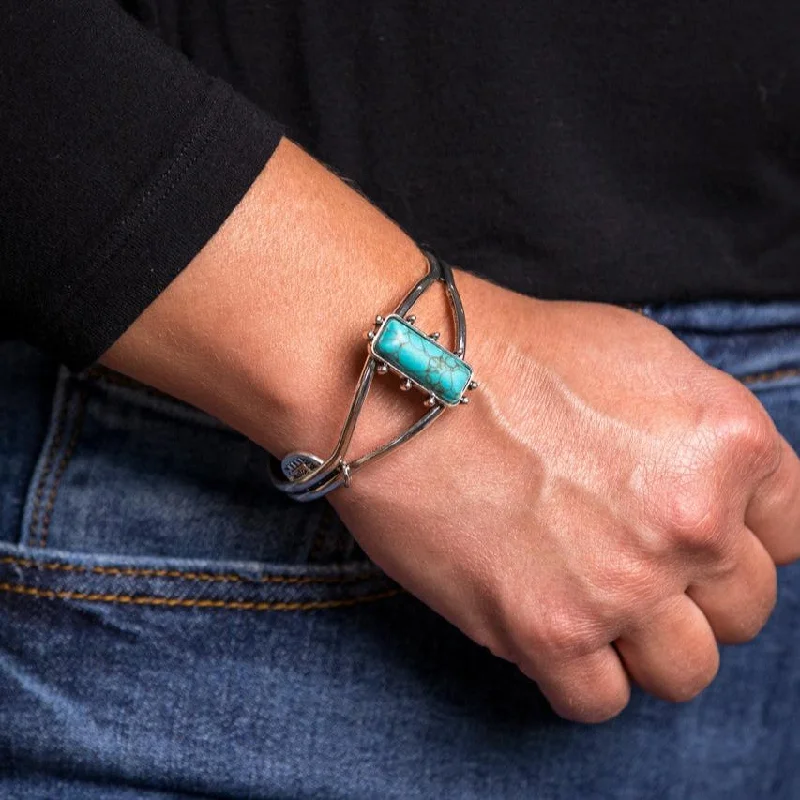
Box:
[0,300,798,799]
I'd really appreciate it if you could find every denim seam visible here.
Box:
[0,581,402,612]
[309,504,343,564]
[740,367,800,385]
[27,371,72,547]
[0,556,382,585]
[36,385,89,549]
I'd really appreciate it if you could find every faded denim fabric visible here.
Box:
[0,300,798,799]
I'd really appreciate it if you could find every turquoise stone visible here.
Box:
[371,315,473,405]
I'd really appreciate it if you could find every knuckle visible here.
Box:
[589,546,661,609]
[662,480,728,553]
[521,606,599,662]
[709,391,777,468]
[581,566,668,641]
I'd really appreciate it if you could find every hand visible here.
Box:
[103,139,800,724]
[329,272,800,722]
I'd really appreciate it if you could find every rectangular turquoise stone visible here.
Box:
[370,314,473,405]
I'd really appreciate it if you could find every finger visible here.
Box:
[520,645,631,724]
[747,435,800,565]
[687,530,777,644]
[615,594,719,703]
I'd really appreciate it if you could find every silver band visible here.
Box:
[269,250,473,502]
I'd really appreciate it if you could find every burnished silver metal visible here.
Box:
[430,331,441,340]
[269,249,474,501]
[468,380,479,390]
[340,460,352,488]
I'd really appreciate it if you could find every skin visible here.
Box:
[103,139,800,723]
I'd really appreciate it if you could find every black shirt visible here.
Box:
[3,0,800,369]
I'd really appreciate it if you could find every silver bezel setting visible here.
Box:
[368,313,473,407]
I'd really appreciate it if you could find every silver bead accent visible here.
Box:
[460,396,470,404]
[406,314,416,325]
[375,315,385,325]
[429,332,441,341]
[468,380,479,390]
[376,363,388,375]
[366,330,375,341]
[424,395,437,407]
[400,379,413,391]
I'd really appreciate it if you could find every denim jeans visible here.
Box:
[0,300,798,799]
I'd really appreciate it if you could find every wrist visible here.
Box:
[100,139,457,462]
[271,262,485,471]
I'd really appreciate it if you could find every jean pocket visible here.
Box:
[14,359,380,575]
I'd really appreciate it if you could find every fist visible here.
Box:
[331,273,800,723]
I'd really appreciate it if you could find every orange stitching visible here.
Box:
[739,367,800,386]
[28,387,70,547]
[38,388,88,549]
[0,581,401,611]
[0,556,380,585]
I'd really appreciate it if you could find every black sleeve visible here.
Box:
[0,0,283,369]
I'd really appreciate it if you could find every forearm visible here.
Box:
[101,138,464,458]
[0,0,282,365]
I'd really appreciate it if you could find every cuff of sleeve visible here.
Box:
[50,79,283,370]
